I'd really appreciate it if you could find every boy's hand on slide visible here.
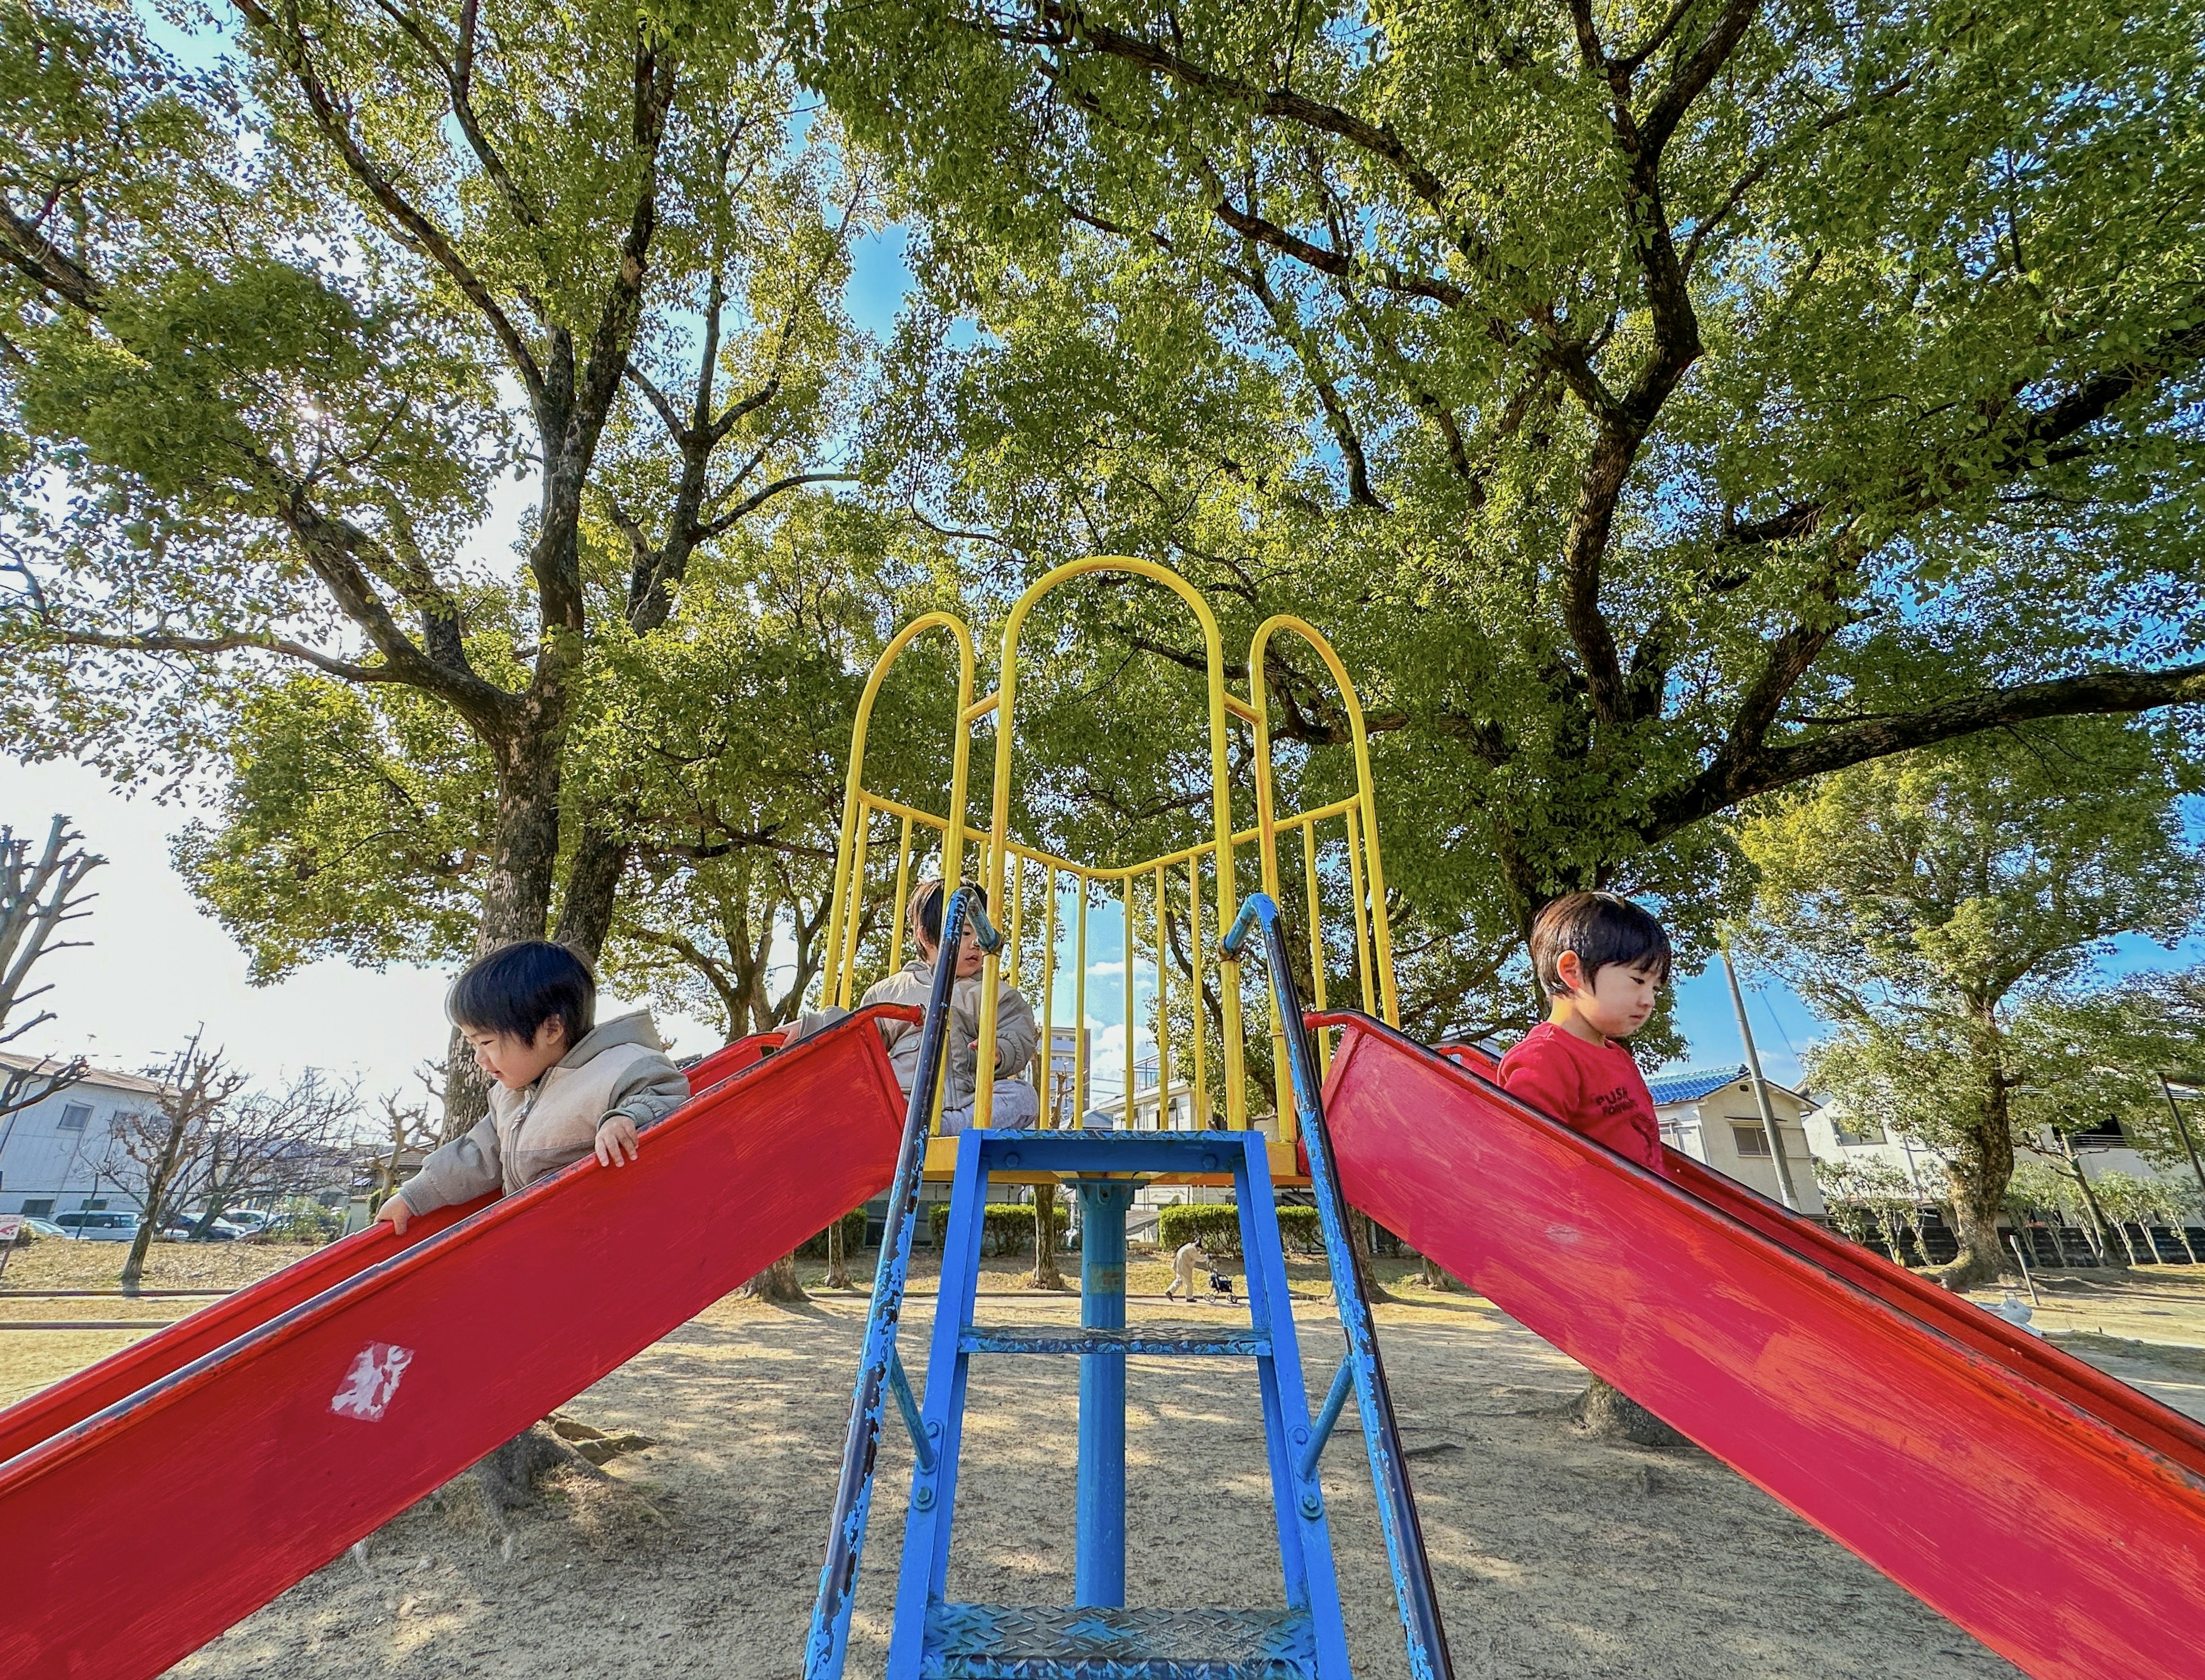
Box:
[595,1116,641,1167]
[374,1197,412,1236]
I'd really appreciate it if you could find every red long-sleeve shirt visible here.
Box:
[1496,1021,1666,1174]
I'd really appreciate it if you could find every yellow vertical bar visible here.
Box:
[1302,818,1330,1079]
[837,802,874,1000]
[1074,877,1089,1128]
[1123,873,1137,1131]
[1008,851,1026,991]
[1345,804,1376,1015]
[1040,866,1057,1121]
[1186,854,1209,1126]
[1154,862,1173,1128]
[888,814,915,974]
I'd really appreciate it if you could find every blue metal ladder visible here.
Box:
[803,890,1452,1680]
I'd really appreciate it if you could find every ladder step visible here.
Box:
[958,1326,1271,1357]
[921,1602,1316,1679]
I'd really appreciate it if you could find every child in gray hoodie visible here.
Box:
[377,941,691,1233]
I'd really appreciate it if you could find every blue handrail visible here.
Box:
[804,886,1001,1680]
[1223,893,1456,1680]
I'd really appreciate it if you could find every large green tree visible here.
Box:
[1,0,868,1125]
[1738,719,2204,1290]
[796,0,2205,1035]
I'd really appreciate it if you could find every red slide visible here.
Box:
[0,1008,914,1680]
[1316,1012,2205,1680]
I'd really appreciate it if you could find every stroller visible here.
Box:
[1206,1264,1240,1305]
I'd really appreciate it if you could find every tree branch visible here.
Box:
[1646,662,2205,839]
[227,0,548,411]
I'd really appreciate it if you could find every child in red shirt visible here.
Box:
[1496,892,1670,1174]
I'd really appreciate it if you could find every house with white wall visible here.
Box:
[0,1053,171,1218]
[1649,1064,1827,1216]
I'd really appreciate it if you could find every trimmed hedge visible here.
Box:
[927,1202,1042,1256]
[798,1210,869,1260]
[1155,1203,1324,1259]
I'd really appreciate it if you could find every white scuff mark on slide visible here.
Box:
[331,1342,415,1420]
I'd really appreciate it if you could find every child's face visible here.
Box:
[462,1017,569,1091]
[920,920,988,978]
[1556,953,1663,1041]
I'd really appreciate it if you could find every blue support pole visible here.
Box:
[805,889,1000,1680]
[1076,1178,1134,1607]
[1224,893,1456,1680]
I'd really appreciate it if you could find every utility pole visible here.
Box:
[2157,1074,2205,1220]
[1722,937,1800,1210]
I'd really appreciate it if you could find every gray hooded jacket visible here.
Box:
[398,1012,690,1214]
[857,958,1039,1112]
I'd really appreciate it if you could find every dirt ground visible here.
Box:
[7,1242,2204,1678]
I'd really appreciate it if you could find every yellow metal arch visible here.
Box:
[817,564,1398,1176]
[972,556,1251,1132]
[819,611,976,1011]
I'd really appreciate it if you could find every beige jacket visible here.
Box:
[398,1012,690,1214]
[858,958,1039,1112]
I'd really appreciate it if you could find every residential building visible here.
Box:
[0,1053,171,1217]
[1649,1064,1828,1216]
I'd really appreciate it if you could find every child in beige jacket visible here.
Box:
[860,880,1040,1132]
[377,942,691,1233]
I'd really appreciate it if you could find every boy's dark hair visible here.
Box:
[446,940,596,1046]
[1529,892,1672,996]
[911,878,988,948]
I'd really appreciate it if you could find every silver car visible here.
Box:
[52,1210,141,1241]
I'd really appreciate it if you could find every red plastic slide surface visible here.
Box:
[1316,1013,2205,1680]
[0,1012,911,1680]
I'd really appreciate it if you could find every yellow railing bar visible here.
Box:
[1223,694,1260,725]
[1121,872,1136,1132]
[976,557,1249,1132]
[1186,858,1209,1125]
[1154,862,1172,1127]
[1040,866,1057,1124]
[1074,878,1089,1128]
[835,806,874,1009]
[962,692,1000,723]
[858,791,950,834]
[888,814,915,974]
[1345,803,1376,1016]
[822,611,975,1010]
[1302,817,1330,1079]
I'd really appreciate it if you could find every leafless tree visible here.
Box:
[102,1033,245,1287]
[174,1068,363,1236]
[0,815,102,1121]
[359,1067,446,1214]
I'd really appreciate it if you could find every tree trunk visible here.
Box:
[553,826,628,964]
[824,1216,854,1290]
[1419,1252,1455,1290]
[1348,1207,1395,1304]
[118,1215,160,1291]
[442,732,569,1140]
[2061,1140,2127,1271]
[1032,1185,1065,1290]
[119,1112,194,1290]
[741,1251,809,1304]
[1933,1035,2017,1292]
[1572,1376,1695,1450]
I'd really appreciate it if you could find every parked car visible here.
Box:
[160,1216,251,1242]
[53,1210,142,1241]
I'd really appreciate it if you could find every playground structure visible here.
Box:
[815,556,1398,1155]
[1,562,2204,1679]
